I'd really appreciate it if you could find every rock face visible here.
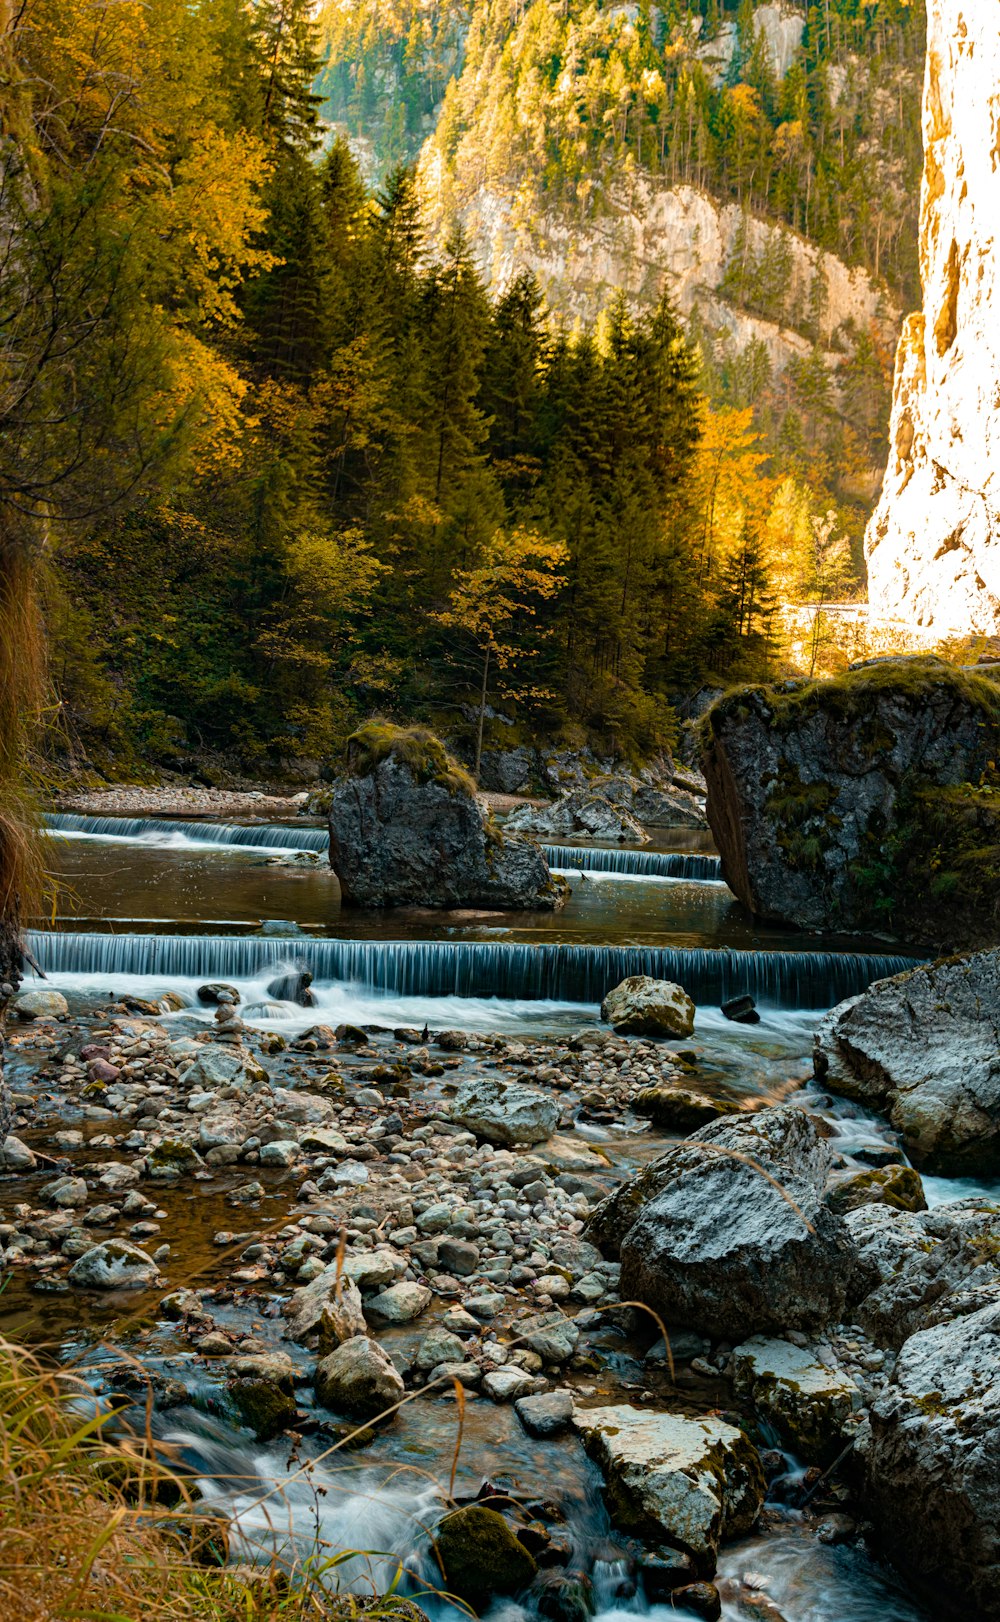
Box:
[589,1108,850,1338]
[858,1301,1000,1619]
[573,1405,765,1576]
[701,659,1000,945]
[847,1197,1000,1350]
[326,723,565,910]
[815,951,1000,1174]
[449,1075,559,1146]
[865,1,1000,635]
[601,977,696,1039]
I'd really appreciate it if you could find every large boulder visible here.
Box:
[326,723,566,910]
[601,976,695,1038]
[573,1405,765,1576]
[449,1076,558,1146]
[701,659,1000,947]
[434,1505,537,1602]
[588,1107,851,1338]
[858,1301,1000,1620]
[847,1198,1000,1350]
[814,951,1000,1175]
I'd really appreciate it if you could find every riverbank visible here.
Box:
[54,785,546,822]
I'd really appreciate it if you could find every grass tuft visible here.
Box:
[345,722,477,798]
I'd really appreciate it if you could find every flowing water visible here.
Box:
[18,811,944,1621]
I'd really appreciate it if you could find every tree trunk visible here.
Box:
[474,643,491,783]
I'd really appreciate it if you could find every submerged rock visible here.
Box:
[814,950,1000,1175]
[590,1107,850,1337]
[701,659,1000,946]
[434,1504,538,1602]
[601,977,695,1038]
[450,1075,559,1146]
[573,1405,765,1575]
[326,722,566,910]
[729,1336,861,1463]
[858,1301,1000,1619]
[634,1086,735,1132]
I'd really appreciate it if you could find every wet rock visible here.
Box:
[365,1282,432,1324]
[721,995,760,1026]
[12,989,69,1020]
[146,1141,204,1180]
[434,1504,538,1602]
[634,1086,735,1132]
[265,967,316,1007]
[227,1375,299,1441]
[196,983,241,1006]
[858,1300,1000,1618]
[314,1335,405,1420]
[520,1311,580,1364]
[483,1366,537,1402]
[573,1406,765,1576]
[259,1140,300,1168]
[592,1107,850,1337]
[68,1240,160,1290]
[826,1165,926,1215]
[601,977,695,1039]
[642,1547,698,1599]
[672,1583,722,1621]
[450,1076,559,1147]
[43,1176,89,1209]
[515,1390,574,1437]
[327,723,565,910]
[0,1136,37,1171]
[416,1329,467,1371]
[729,1336,861,1463]
[815,951,1000,1175]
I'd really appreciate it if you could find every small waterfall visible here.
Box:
[44,812,329,854]
[27,930,921,1009]
[542,844,722,881]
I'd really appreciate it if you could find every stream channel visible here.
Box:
[4,810,974,1622]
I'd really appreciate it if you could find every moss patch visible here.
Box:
[345,721,477,798]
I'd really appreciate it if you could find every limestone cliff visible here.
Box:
[865,1,1000,635]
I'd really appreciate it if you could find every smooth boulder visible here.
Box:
[589,1107,851,1337]
[450,1076,558,1147]
[814,950,1000,1174]
[314,1336,404,1420]
[573,1405,765,1575]
[601,976,695,1039]
[326,722,565,910]
[67,1240,160,1290]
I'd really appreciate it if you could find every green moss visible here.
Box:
[346,721,477,798]
[226,1375,298,1442]
[435,1504,538,1600]
[708,657,1000,739]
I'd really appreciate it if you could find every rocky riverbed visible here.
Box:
[2,974,995,1620]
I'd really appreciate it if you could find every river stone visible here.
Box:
[826,1165,926,1215]
[197,983,241,1006]
[43,1176,88,1208]
[314,1335,404,1420]
[434,1504,538,1601]
[437,1237,479,1276]
[592,1107,850,1338]
[573,1405,765,1575]
[327,723,565,910]
[729,1337,862,1463]
[515,1389,574,1437]
[299,1126,351,1154]
[482,1366,536,1402]
[340,1250,401,1293]
[12,989,69,1020]
[415,1329,467,1371]
[601,977,695,1039]
[68,1240,160,1290]
[283,1263,366,1343]
[365,1282,432,1324]
[814,951,1000,1175]
[857,1300,1000,1618]
[450,1076,558,1147]
[0,1135,36,1171]
[519,1311,580,1364]
[259,1139,299,1168]
[182,1044,268,1092]
[634,1086,736,1132]
[227,1375,299,1441]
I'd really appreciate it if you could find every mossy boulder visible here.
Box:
[227,1375,299,1441]
[701,657,1000,948]
[326,721,566,911]
[729,1336,862,1464]
[827,1165,927,1215]
[434,1504,538,1602]
[634,1086,738,1132]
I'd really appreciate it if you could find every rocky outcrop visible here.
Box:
[506,788,649,844]
[701,658,1000,946]
[326,723,566,910]
[601,977,696,1039]
[815,950,1000,1175]
[573,1405,765,1576]
[846,1197,1000,1350]
[866,1,1000,635]
[588,1107,851,1338]
[858,1302,1000,1620]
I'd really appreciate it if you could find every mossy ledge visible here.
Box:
[345,721,477,798]
[701,658,1000,949]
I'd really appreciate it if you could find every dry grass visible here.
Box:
[0,1337,431,1622]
